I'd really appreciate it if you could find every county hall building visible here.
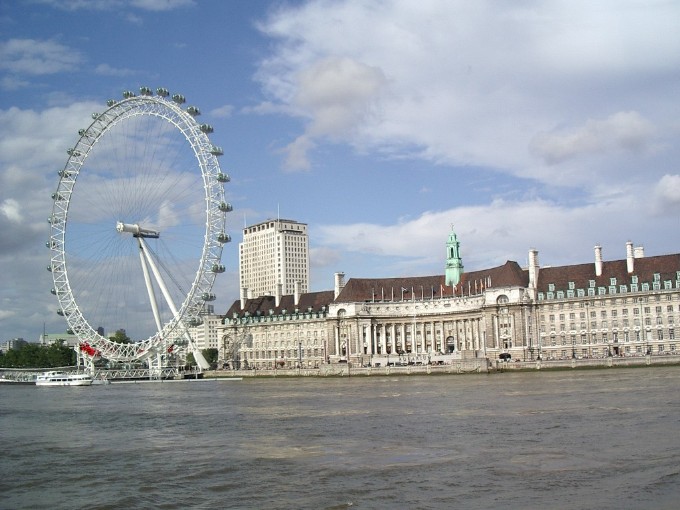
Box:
[219,227,680,369]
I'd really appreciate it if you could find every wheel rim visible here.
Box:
[49,91,229,363]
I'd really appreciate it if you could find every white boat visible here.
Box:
[35,371,93,387]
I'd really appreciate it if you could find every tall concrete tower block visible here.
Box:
[239,218,310,298]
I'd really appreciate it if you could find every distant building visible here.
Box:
[187,304,221,351]
[221,227,680,368]
[1,338,27,353]
[239,219,310,299]
[39,332,79,348]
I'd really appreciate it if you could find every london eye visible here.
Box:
[48,87,232,371]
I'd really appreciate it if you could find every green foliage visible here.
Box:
[0,342,76,368]
[202,348,219,365]
[109,330,131,344]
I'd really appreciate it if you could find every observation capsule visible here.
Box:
[217,232,231,243]
[188,317,203,327]
[201,293,217,302]
[216,172,230,183]
[186,105,200,116]
[122,90,136,99]
[51,193,64,201]
[67,148,81,157]
[156,87,169,97]
[78,129,86,136]
[58,169,71,178]
[211,264,226,273]
[210,146,224,156]
[172,94,186,104]
[218,202,233,212]
[200,124,214,133]
[106,99,117,107]
[139,86,153,96]
[91,113,100,120]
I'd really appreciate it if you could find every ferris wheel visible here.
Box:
[48,87,232,370]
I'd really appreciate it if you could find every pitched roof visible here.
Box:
[223,252,679,314]
[335,260,528,302]
[225,290,335,317]
[536,253,680,292]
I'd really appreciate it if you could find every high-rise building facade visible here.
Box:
[239,219,310,298]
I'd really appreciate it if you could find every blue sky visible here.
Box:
[1,0,679,342]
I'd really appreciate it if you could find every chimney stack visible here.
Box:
[594,245,603,277]
[275,282,282,307]
[626,241,634,273]
[334,272,346,299]
[528,249,539,289]
[240,287,248,310]
[294,281,301,307]
[634,246,645,258]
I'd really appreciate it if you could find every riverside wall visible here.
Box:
[206,354,680,378]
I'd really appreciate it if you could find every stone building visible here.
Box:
[220,229,680,368]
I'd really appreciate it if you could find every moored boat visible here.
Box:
[35,371,93,387]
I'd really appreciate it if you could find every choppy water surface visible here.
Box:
[1,368,679,509]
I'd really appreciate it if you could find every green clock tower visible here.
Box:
[445,226,464,286]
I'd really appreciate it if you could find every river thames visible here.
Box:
[1,367,678,509]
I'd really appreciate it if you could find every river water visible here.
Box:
[1,367,678,510]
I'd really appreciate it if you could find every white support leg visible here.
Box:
[137,237,210,371]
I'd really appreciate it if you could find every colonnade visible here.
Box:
[333,317,488,358]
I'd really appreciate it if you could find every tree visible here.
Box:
[202,348,219,365]
[109,329,131,344]
[0,342,75,368]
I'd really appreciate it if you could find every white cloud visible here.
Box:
[314,189,670,278]
[130,0,195,11]
[282,135,315,171]
[310,246,341,269]
[0,38,83,75]
[653,174,680,214]
[275,56,387,170]
[94,63,136,77]
[293,57,387,137]
[33,0,195,11]
[530,111,657,165]
[0,198,22,223]
[1,76,30,91]
[0,101,100,258]
[210,104,234,118]
[257,0,680,186]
